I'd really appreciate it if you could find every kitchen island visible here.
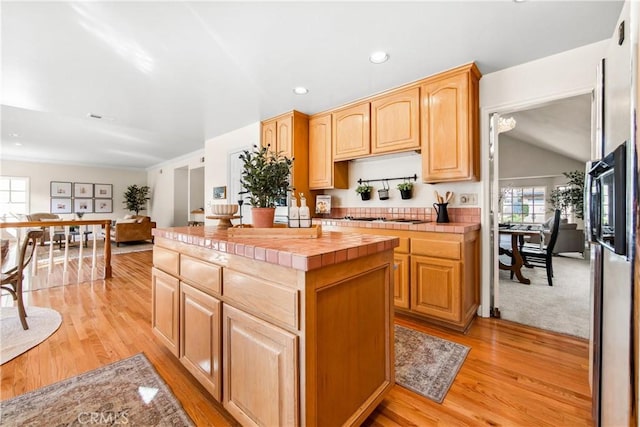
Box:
[151,226,398,426]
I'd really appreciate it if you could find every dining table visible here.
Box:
[498,225,544,285]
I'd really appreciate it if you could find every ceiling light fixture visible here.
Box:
[293,87,308,95]
[87,113,103,119]
[369,51,389,64]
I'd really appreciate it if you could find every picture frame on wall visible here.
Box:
[51,198,72,214]
[94,184,113,198]
[50,181,72,197]
[74,198,94,214]
[73,182,94,198]
[94,199,113,213]
[213,186,227,200]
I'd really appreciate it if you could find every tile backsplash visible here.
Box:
[325,206,480,223]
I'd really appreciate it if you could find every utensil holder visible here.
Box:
[433,203,450,223]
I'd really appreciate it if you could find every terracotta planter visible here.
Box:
[251,207,276,228]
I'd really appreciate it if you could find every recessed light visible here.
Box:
[369,51,389,64]
[293,87,308,95]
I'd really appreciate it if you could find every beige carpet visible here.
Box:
[498,253,590,338]
[395,325,470,403]
[0,353,194,426]
[1,306,62,364]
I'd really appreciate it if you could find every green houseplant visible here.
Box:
[239,145,293,227]
[355,184,373,201]
[123,184,150,215]
[396,182,414,200]
[548,170,585,220]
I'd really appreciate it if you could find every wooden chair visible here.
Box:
[513,210,561,286]
[0,230,43,330]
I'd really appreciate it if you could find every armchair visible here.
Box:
[27,213,65,246]
[110,215,156,246]
[527,217,586,256]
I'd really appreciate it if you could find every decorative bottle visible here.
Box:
[299,193,311,228]
[289,195,300,228]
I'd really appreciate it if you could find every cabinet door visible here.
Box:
[394,253,410,309]
[332,102,370,160]
[276,115,293,158]
[371,87,420,154]
[262,119,277,150]
[410,255,461,322]
[223,304,298,427]
[421,67,478,182]
[309,114,348,189]
[180,283,221,400]
[151,267,179,356]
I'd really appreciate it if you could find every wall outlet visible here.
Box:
[459,193,477,205]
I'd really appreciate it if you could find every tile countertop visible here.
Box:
[152,226,399,272]
[312,218,480,234]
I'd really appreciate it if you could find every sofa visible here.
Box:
[110,215,156,246]
[528,218,586,256]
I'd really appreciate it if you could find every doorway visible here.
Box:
[173,166,189,227]
[490,93,592,338]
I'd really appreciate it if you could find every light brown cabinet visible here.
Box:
[180,282,221,400]
[410,256,461,322]
[309,113,348,189]
[371,86,420,154]
[151,267,179,356]
[261,111,314,211]
[420,63,480,183]
[332,102,371,160]
[393,253,410,309]
[223,304,298,427]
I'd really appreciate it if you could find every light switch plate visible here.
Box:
[459,193,477,205]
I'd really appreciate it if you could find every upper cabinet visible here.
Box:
[332,102,371,161]
[309,113,348,190]
[420,63,481,183]
[371,86,420,155]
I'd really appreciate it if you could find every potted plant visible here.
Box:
[239,145,293,227]
[355,184,373,201]
[397,182,414,200]
[548,170,585,221]
[123,184,151,215]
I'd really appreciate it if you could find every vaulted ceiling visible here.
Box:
[1,1,623,169]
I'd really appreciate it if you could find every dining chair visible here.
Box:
[0,229,44,330]
[512,209,561,286]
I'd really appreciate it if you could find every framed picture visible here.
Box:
[94,184,112,198]
[94,199,113,213]
[51,198,72,214]
[74,198,94,214]
[50,181,72,197]
[316,195,332,214]
[74,182,93,198]
[213,186,227,200]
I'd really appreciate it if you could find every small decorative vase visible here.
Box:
[251,207,276,228]
[360,191,371,201]
[400,189,412,200]
[433,203,450,223]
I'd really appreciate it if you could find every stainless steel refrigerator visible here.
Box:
[586,2,637,424]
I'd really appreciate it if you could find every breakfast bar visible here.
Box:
[151,226,398,426]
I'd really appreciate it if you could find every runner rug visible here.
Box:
[0,353,194,426]
[395,324,470,403]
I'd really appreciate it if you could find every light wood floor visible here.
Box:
[1,251,593,426]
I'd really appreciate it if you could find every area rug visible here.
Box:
[498,253,590,338]
[395,325,470,403]
[1,306,62,365]
[0,353,194,426]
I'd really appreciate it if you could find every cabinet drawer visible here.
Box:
[395,237,410,254]
[411,238,461,260]
[180,255,222,295]
[224,270,299,330]
[153,246,179,276]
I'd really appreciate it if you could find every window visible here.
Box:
[500,186,546,224]
[0,176,29,218]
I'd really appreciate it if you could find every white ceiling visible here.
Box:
[0,1,623,169]
[504,93,593,163]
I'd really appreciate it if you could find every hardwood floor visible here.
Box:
[1,251,593,426]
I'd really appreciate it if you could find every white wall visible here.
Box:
[0,159,147,220]
[325,152,480,209]
[203,122,260,225]
[146,149,205,228]
[479,40,608,318]
[190,167,205,212]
